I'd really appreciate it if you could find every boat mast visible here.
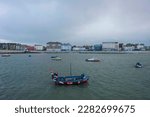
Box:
[70,63,72,76]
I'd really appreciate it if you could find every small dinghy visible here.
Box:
[85,57,100,62]
[51,56,62,60]
[135,62,143,68]
[1,54,11,57]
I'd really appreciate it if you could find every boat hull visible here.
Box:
[135,65,142,68]
[1,54,11,57]
[135,63,143,68]
[51,57,62,60]
[85,59,100,62]
[54,79,88,85]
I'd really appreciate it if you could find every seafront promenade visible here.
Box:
[78,51,150,54]
[0,50,41,54]
[0,50,150,54]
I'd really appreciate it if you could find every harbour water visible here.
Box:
[0,53,150,100]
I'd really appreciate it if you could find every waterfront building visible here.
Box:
[46,42,62,52]
[25,45,35,51]
[0,43,7,50]
[16,43,25,50]
[0,43,23,50]
[61,43,72,51]
[93,44,102,51]
[124,46,135,51]
[102,42,119,51]
[16,44,21,50]
[7,43,16,50]
[124,43,135,51]
[119,43,124,51]
[34,44,44,51]
[123,43,146,51]
[83,45,93,51]
[72,46,86,51]
[145,46,150,51]
[0,43,15,50]
[136,44,145,51]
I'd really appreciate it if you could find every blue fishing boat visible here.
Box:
[51,73,89,85]
[51,64,89,85]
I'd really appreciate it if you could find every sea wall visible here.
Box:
[1,50,150,54]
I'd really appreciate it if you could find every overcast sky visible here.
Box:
[0,0,150,45]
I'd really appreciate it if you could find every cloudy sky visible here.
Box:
[0,0,150,45]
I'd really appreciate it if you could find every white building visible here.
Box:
[136,44,145,51]
[46,42,62,52]
[34,45,44,51]
[124,46,135,51]
[72,46,86,51]
[102,42,119,51]
[61,43,72,51]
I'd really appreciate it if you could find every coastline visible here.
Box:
[0,50,42,54]
[0,50,150,54]
[78,51,150,54]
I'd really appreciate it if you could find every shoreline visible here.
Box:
[78,51,150,54]
[0,50,150,54]
[0,50,42,54]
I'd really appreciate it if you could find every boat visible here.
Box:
[135,62,143,68]
[28,55,31,57]
[85,57,100,62]
[51,64,89,85]
[51,73,89,85]
[1,54,11,57]
[51,56,58,58]
[51,56,62,60]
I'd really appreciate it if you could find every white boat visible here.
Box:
[85,57,100,62]
[51,56,62,60]
[1,54,11,57]
[135,62,143,68]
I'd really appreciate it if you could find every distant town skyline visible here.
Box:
[0,0,150,45]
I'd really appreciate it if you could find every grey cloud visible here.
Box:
[0,0,150,45]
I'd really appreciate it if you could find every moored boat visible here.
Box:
[51,73,89,85]
[51,56,62,60]
[51,63,89,85]
[51,56,58,58]
[85,58,100,62]
[135,62,143,68]
[1,54,11,57]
